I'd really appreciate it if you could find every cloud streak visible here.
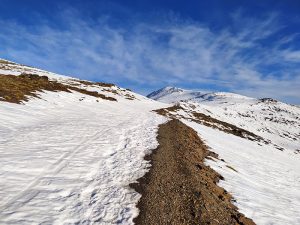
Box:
[0,9,299,103]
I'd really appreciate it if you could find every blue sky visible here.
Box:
[0,0,300,104]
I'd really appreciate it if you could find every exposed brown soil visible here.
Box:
[0,74,116,103]
[124,93,136,100]
[192,112,264,142]
[0,74,69,103]
[72,79,137,100]
[75,79,115,88]
[155,105,267,143]
[68,86,116,101]
[0,59,17,65]
[130,119,255,225]
[157,106,289,151]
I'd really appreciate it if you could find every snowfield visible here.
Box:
[184,120,300,225]
[149,87,300,153]
[0,59,71,80]
[0,89,166,224]
[149,87,300,225]
[147,86,206,103]
[1,59,300,225]
[181,98,300,153]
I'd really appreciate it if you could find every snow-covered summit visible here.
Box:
[147,86,255,104]
[147,86,207,103]
[147,86,185,99]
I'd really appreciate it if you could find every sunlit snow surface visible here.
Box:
[1,61,300,225]
[149,87,300,153]
[150,87,300,225]
[0,90,166,224]
[184,120,300,225]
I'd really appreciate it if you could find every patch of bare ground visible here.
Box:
[192,112,264,142]
[71,79,137,100]
[130,119,255,225]
[0,74,116,104]
[0,59,17,65]
[74,79,116,88]
[155,105,267,143]
[68,86,117,101]
[124,93,136,100]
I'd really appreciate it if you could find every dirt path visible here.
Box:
[130,119,255,225]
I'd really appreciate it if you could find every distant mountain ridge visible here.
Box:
[147,86,207,103]
[148,86,300,153]
[147,86,252,104]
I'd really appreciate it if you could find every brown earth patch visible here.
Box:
[0,59,17,65]
[226,165,238,173]
[71,79,137,100]
[0,74,116,104]
[68,86,117,101]
[192,112,264,142]
[130,119,255,225]
[75,79,115,88]
[124,93,136,100]
[155,105,267,143]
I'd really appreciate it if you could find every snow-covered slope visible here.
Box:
[147,86,206,103]
[185,98,299,153]
[185,120,300,225]
[1,58,300,225]
[0,60,168,224]
[149,87,300,225]
[148,87,300,153]
[0,58,70,80]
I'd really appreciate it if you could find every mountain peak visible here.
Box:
[147,86,208,103]
[147,86,258,104]
[147,86,184,100]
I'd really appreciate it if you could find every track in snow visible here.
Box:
[0,91,166,224]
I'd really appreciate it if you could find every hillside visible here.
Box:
[0,60,299,225]
[148,87,300,153]
[147,86,206,103]
[0,59,168,224]
[149,87,300,224]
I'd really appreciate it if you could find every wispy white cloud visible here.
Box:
[282,50,300,62]
[0,9,299,103]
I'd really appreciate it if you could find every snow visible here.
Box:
[149,86,300,224]
[147,86,252,104]
[0,59,72,80]
[0,89,167,224]
[0,68,20,76]
[181,98,300,153]
[1,61,299,225]
[184,120,300,225]
[147,86,206,103]
[149,87,300,153]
